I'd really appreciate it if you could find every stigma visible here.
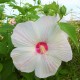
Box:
[36,42,48,54]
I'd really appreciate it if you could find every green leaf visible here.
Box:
[6,73,18,80]
[59,22,78,48]
[0,63,3,72]
[8,2,26,15]
[0,32,9,55]
[0,0,10,3]
[59,69,69,75]
[0,24,14,55]
[0,0,15,3]
[0,5,5,13]
[7,32,14,54]
[21,72,34,80]
[35,76,41,80]
[0,24,14,32]
[0,59,16,80]
[43,2,59,16]
[43,5,49,15]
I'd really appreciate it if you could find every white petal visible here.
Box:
[35,54,61,78]
[47,25,65,42]
[34,16,59,41]
[11,21,38,47]
[48,32,72,62]
[11,47,36,72]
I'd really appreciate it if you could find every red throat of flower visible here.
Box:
[36,42,48,54]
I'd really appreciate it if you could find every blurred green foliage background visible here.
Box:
[0,0,80,80]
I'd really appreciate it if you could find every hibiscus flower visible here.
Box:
[11,16,72,78]
[9,18,16,25]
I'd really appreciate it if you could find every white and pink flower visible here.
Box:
[9,18,16,25]
[11,16,72,78]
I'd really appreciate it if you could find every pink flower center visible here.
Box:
[36,42,48,54]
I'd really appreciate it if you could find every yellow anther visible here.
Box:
[40,45,46,54]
